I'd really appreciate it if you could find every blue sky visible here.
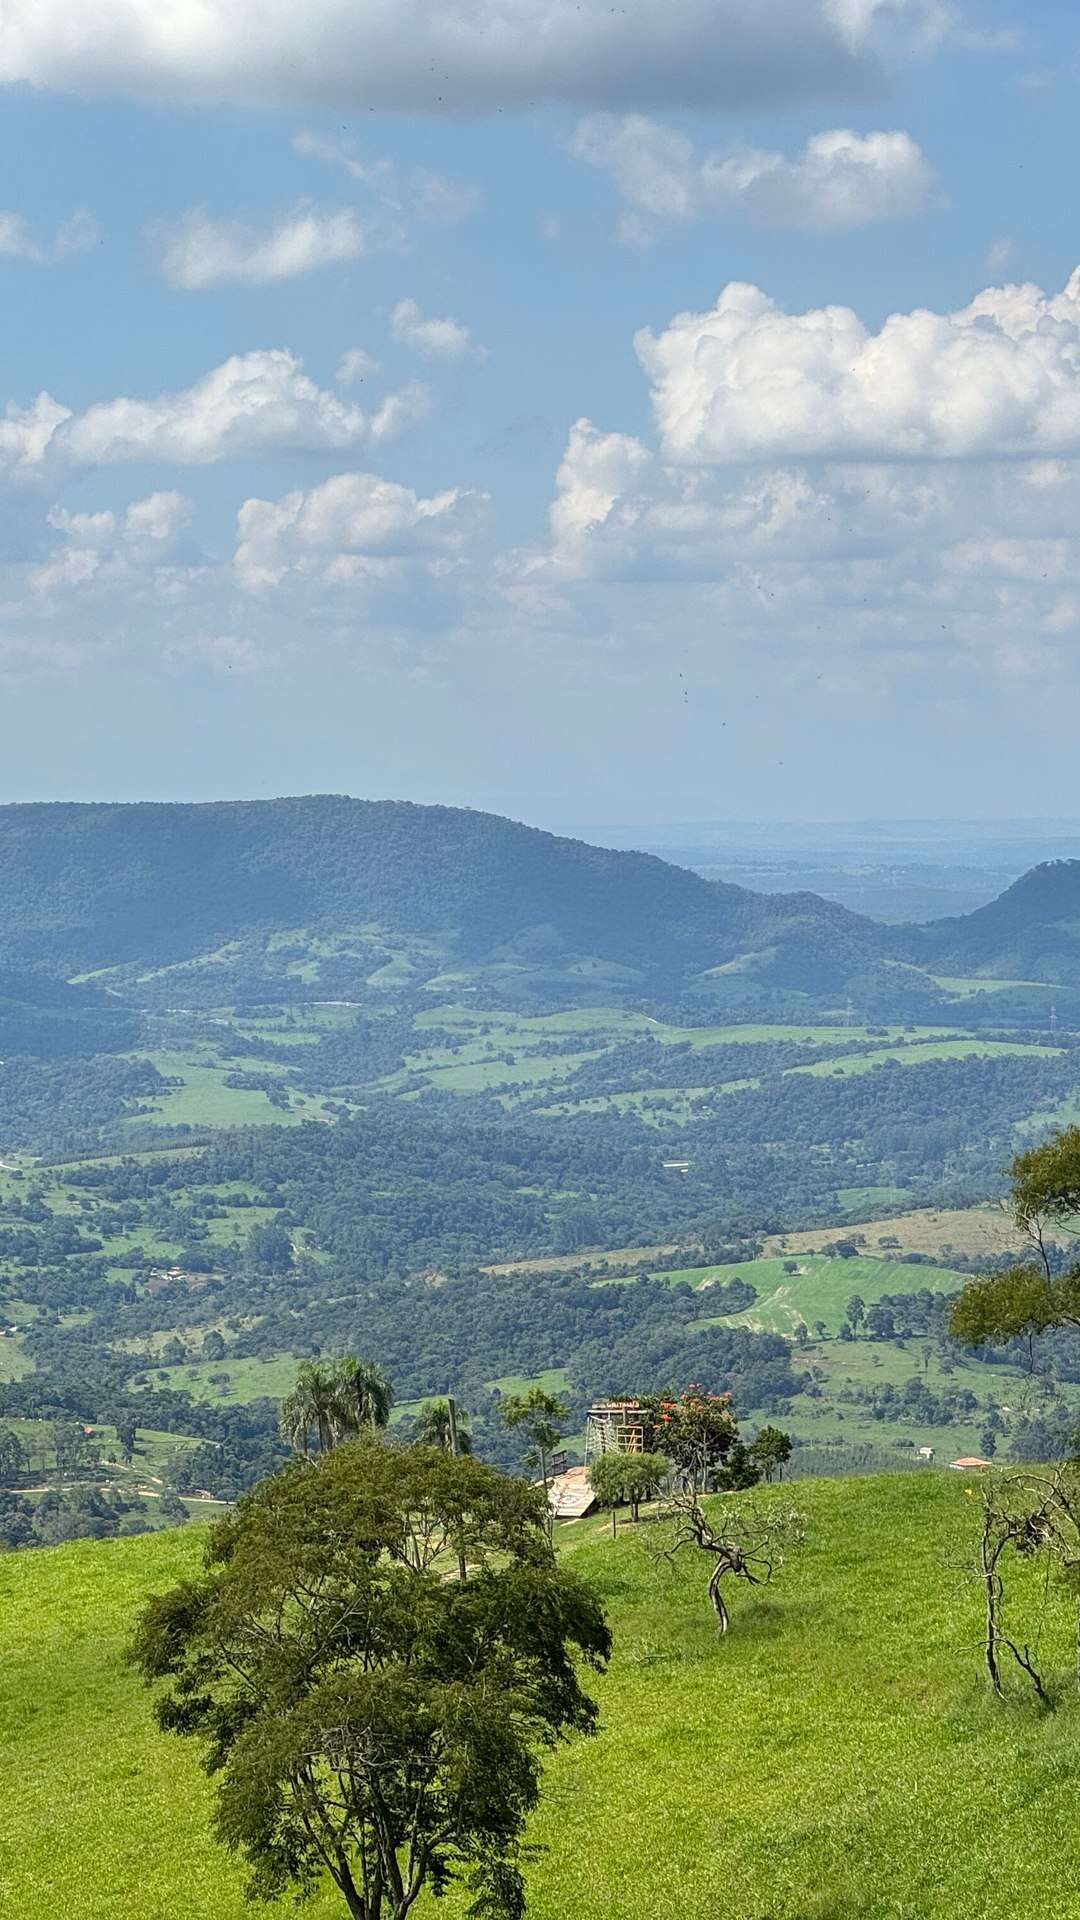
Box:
[1,0,1079,824]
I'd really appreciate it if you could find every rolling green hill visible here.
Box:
[659,1252,970,1332]
[5,1474,1080,1920]
[0,796,885,1004]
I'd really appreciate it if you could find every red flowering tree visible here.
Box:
[638,1387,739,1491]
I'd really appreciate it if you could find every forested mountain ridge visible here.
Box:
[0,796,884,1002]
[2,797,1080,1009]
[909,859,1080,982]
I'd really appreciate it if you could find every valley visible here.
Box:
[6,798,1080,1543]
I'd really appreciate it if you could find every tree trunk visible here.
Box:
[332,1852,378,1920]
[447,1397,468,1583]
[1001,1636,1051,1709]
[983,1559,1003,1699]
[707,1562,730,1634]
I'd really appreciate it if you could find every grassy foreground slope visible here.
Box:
[5,1475,1080,1920]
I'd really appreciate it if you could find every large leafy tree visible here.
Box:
[588,1450,668,1531]
[748,1426,793,1483]
[950,1129,1080,1351]
[131,1440,610,1920]
[639,1387,738,1491]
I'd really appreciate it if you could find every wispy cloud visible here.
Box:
[0,209,97,264]
[153,204,402,289]
[389,299,485,362]
[292,134,479,223]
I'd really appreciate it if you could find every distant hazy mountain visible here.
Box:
[911,861,1080,984]
[0,796,882,1002]
[0,797,1076,1009]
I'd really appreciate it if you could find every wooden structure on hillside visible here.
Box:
[585,1399,647,1466]
[548,1464,596,1519]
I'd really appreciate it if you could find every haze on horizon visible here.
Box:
[1,0,1079,820]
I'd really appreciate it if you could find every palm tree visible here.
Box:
[280,1355,395,1457]
[279,1360,340,1457]
[415,1399,472,1454]
[330,1357,394,1441]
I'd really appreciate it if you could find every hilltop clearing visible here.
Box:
[5,1474,1080,1920]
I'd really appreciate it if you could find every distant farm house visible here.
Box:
[663,1159,690,1175]
[147,1266,209,1294]
[949,1455,993,1471]
[917,1446,935,1462]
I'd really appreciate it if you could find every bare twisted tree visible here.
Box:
[656,1487,805,1633]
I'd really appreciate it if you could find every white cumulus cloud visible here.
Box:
[571,119,938,243]
[124,490,192,542]
[29,489,195,599]
[234,470,488,591]
[0,350,428,480]
[548,419,654,546]
[0,0,949,114]
[45,505,116,542]
[503,417,1080,718]
[637,267,1080,463]
[389,298,483,362]
[154,205,401,289]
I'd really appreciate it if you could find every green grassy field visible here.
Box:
[394,1005,1012,1116]
[0,1332,34,1382]
[6,1473,1080,1919]
[124,1047,337,1129]
[791,1038,1060,1078]
[484,1367,570,1398]
[929,974,1052,997]
[132,1352,305,1405]
[415,1005,977,1048]
[657,1253,970,1333]
[835,1185,911,1213]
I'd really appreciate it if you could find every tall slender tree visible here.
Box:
[415,1398,472,1454]
[331,1356,394,1438]
[500,1386,567,1519]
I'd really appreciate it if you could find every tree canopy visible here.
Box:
[950,1129,1080,1350]
[130,1439,610,1920]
